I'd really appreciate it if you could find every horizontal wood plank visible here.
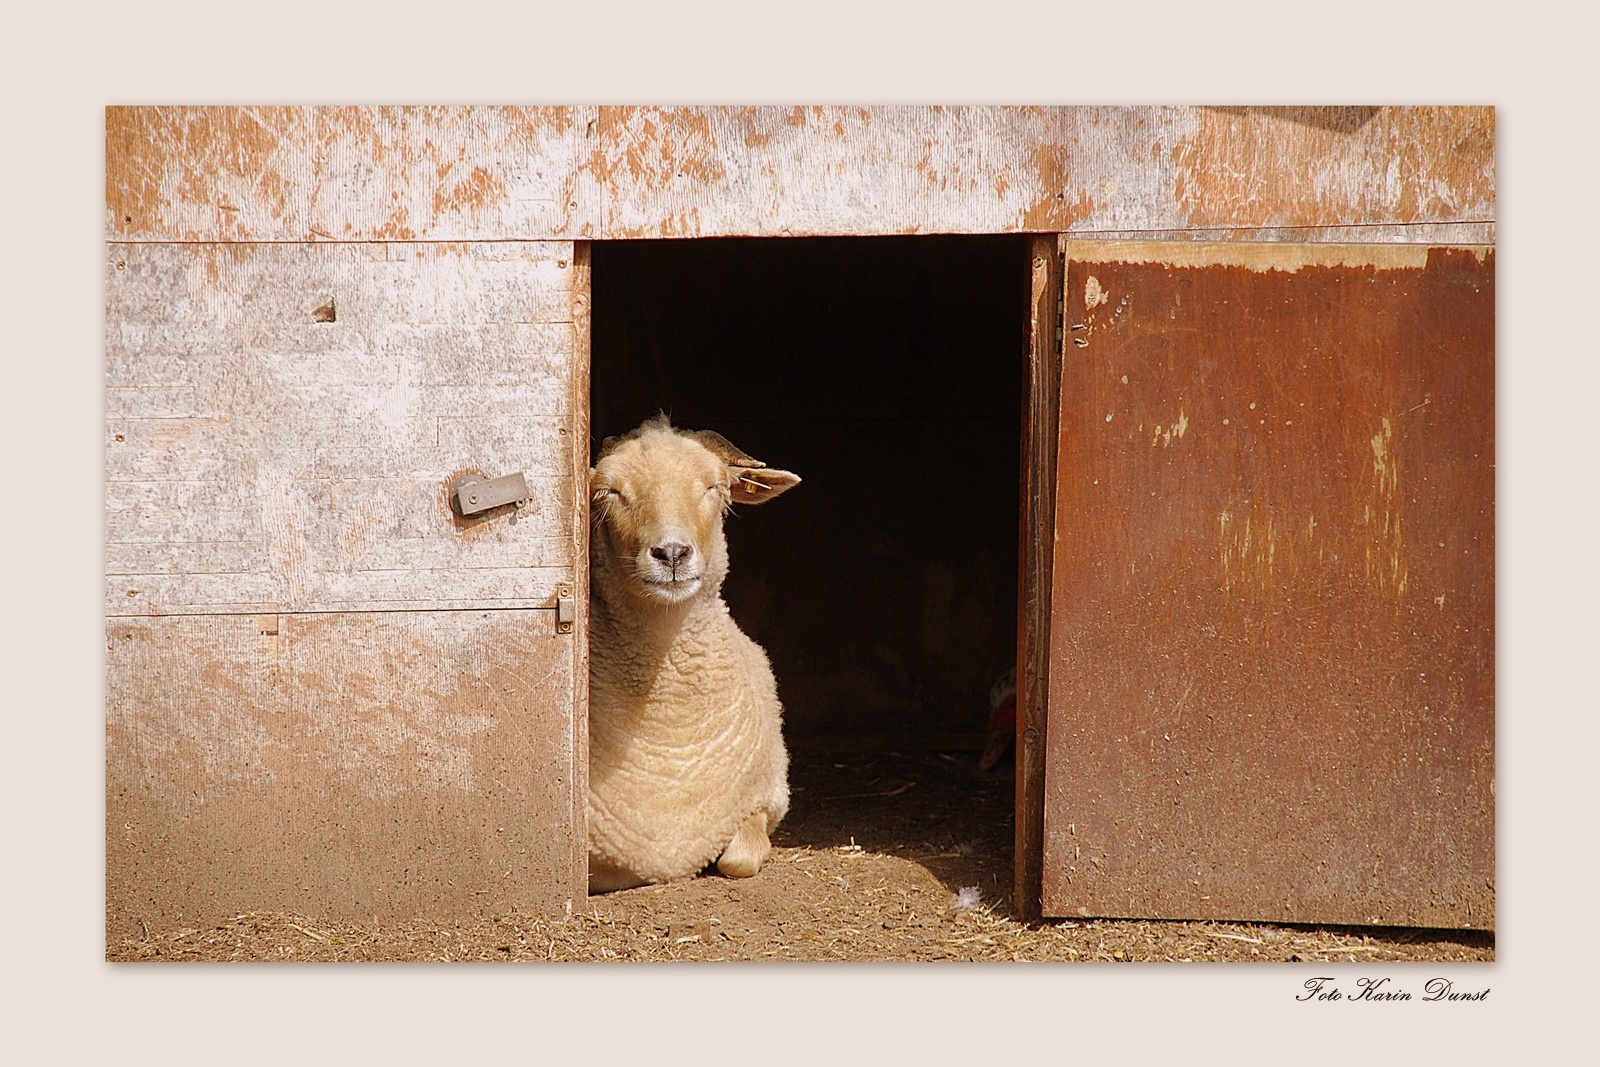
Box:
[105,241,582,616]
[106,610,584,936]
[106,106,597,243]
[108,106,1494,242]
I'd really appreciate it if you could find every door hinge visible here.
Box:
[556,584,575,634]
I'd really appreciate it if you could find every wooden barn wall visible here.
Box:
[106,104,1494,933]
[107,106,1493,243]
[105,241,580,616]
[105,236,589,937]
[107,612,578,935]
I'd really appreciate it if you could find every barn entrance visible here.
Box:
[591,235,1030,899]
[103,107,1496,946]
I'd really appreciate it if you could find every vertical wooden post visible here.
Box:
[1015,235,1061,921]
[569,241,593,902]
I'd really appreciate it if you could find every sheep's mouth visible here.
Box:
[639,575,702,601]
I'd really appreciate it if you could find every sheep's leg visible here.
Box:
[716,810,771,878]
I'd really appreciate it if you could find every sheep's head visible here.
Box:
[589,416,800,606]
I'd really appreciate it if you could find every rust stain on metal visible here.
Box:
[1365,416,1409,594]
[1042,244,1495,929]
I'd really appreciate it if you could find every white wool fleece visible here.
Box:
[587,590,790,884]
[585,419,795,888]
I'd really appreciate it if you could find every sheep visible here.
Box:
[585,415,800,893]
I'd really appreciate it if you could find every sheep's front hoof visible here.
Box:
[716,811,771,878]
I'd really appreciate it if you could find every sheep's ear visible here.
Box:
[689,429,764,469]
[730,467,800,505]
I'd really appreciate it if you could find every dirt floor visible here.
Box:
[107,750,1494,963]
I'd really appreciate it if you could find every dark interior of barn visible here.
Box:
[591,234,1028,754]
[591,235,1029,890]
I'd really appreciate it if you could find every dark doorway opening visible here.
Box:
[592,234,1028,753]
[591,235,1030,899]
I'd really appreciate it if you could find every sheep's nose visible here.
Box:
[651,541,693,567]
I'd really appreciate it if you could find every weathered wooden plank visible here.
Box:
[433,415,571,451]
[410,323,577,386]
[105,470,573,609]
[1042,242,1495,929]
[309,450,566,483]
[1078,223,1496,245]
[105,241,581,616]
[373,246,576,322]
[1015,235,1062,921]
[109,421,570,477]
[566,242,593,857]
[106,480,266,543]
[107,563,574,617]
[106,106,598,243]
[104,387,202,420]
[108,106,1494,242]
[106,610,584,937]
[106,540,268,576]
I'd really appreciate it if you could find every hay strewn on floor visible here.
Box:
[108,752,1493,963]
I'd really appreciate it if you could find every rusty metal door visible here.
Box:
[1040,241,1494,929]
[105,239,592,939]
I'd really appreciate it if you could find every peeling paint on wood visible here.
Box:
[1061,239,1492,273]
[105,231,590,931]
[108,106,1494,242]
[1079,222,1497,246]
[1041,243,1494,929]
[106,106,596,243]
[104,102,1495,934]
[105,240,580,616]
[106,610,582,935]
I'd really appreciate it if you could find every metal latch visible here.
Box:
[452,472,530,516]
[556,583,575,634]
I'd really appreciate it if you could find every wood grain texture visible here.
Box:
[106,610,583,936]
[1042,242,1495,929]
[566,241,593,874]
[1015,236,1062,922]
[108,106,1493,242]
[106,106,598,243]
[106,240,581,616]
